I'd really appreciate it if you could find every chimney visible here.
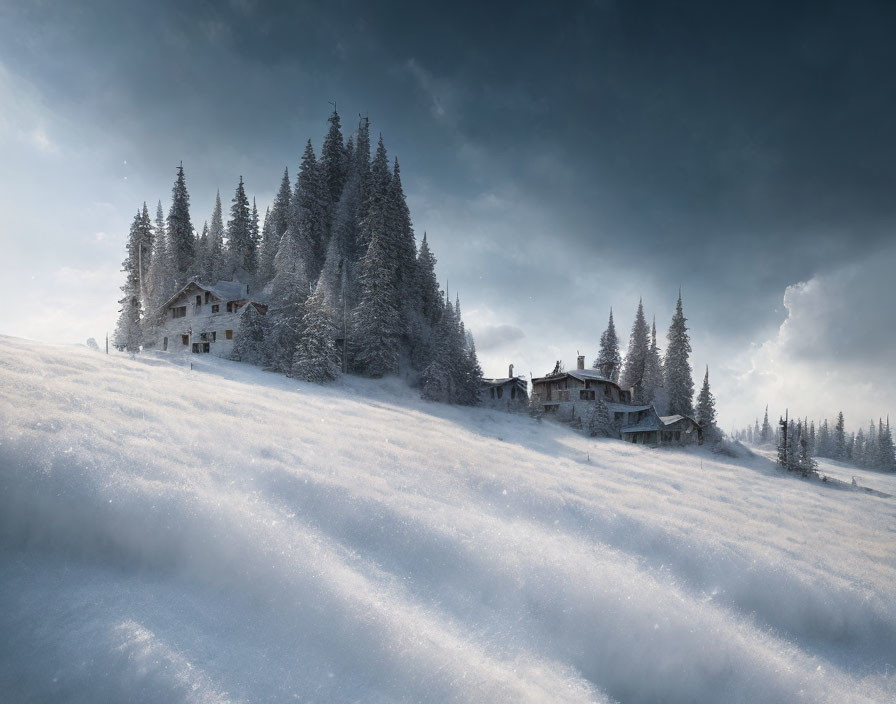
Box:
[577,355,585,370]
[508,363,514,379]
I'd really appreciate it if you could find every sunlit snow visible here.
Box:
[0,335,893,703]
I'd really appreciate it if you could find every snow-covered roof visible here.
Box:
[532,368,625,389]
[482,376,526,386]
[605,402,652,414]
[621,412,701,434]
[158,279,253,311]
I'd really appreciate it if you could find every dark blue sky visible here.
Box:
[2,0,894,426]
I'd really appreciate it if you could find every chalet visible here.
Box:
[151,280,267,358]
[480,364,529,411]
[530,355,634,423]
[620,408,703,446]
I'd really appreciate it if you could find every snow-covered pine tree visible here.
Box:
[619,299,650,402]
[777,414,789,469]
[754,418,761,444]
[265,227,311,374]
[320,107,347,232]
[420,298,459,403]
[389,158,418,310]
[454,297,483,405]
[351,230,402,378]
[760,406,772,444]
[230,304,267,365]
[593,309,622,382]
[113,210,146,353]
[854,427,866,465]
[797,422,817,475]
[663,291,694,417]
[586,396,612,437]
[136,202,154,300]
[879,417,896,472]
[292,280,341,383]
[197,221,210,281]
[357,135,392,256]
[834,411,846,460]
[250,197,260,274]
[146,201,174,312]
[407,232,443,371]
[641,317,664,408]
[207,191,225,283]
[226,176,254,277]
[695,365,718,441]
[292,140,328,282]
[258,169,292,286]
[167,163,195,285]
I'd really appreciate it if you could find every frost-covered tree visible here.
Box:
[389,158,418,310]
[206,191,225,283]
[663,292,694,417]
[226,176,255,276]
[293,140,328,281]
[114,209,148,353]
[421,298,459,402]
[619,300,650,401]
[879,417,896,472]
[695,365,718,441]
[351,231,402,377]
[292,280,341,383]
[760,406,772,444]
[265,227,311,374]
[642,317,665,408]
[167,163,195,283]
[320,108,347,229]
[407,232,443,370]
[258,169,292,286]
[230,304,267,365]
[196,221,210,281]
[586,397,612,437]
[593,309,621,382]
[834,411,846,460]
[250,197,260,273]
[146,201,174,311]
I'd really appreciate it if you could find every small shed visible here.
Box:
[621,409,703,446]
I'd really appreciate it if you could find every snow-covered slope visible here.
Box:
[1,335,894,703]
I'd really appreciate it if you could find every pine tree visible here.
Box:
[586,397,612,437]
[258,169,292,285]
[760,406,772,444]
[834,411,846,460]
[389,157,418,310]
[777,413,789,469]
[593,309,622,382]
[879,417,896,472]
[358,135,392,255]
[754,418,761,444]
[619,299,650,402]
[113,210,146,353]
[250,197,260,274]
[320,107,347,230]
[230,304,267,365]
[226,176,254,276]
[167,163,195,283]
[293,140,328,281]
[292,280,341,383]
[197,221,210,281]
[421,299,459,402]
[663,291,694,417]
[146,201,174,312]
[351,230,402,377]
[207,191,225,282]
[265,226,311,374]
[695,365,718,441]
[797,423,817,475]
[641,317,665,408]
[454,296,483,405]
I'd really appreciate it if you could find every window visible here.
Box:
[162,337,168,351]
[225,329,233,340]
[226,302,234,313]
[181,334,189,345]
[614,412,624,421]
[204,291,211,304]
[210,331,216,342]
[511,386,516,399]
[172,306,186,319]
[195,295,202,306]
[192,343,200,353]
[496,386,503,399]
[200,332,207,342]
[202,342,210,353]
[604,385,611,397]
[579,390,595,401]
[211,304,219,313]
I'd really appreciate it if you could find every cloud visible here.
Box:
[720,244,896,430]
[472,324,526,351]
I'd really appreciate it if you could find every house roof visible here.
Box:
[532,368,626,390]
[621,412,701,434]
[158,279,252,312]
[605,402,652,414]
[482,376,526,387]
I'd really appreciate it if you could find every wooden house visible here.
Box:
[620,409,703,446]
[480,364,529,411]
[151,280,267,358]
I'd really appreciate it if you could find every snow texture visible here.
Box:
[0,335,894,703]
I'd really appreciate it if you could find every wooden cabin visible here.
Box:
[620,409,703,446]
[481,364,529,412]
[530,355,633,423]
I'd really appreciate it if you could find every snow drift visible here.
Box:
[0,335,894,703]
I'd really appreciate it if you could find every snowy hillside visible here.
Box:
[1,335,894,703]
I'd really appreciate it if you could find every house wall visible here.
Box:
[480,382,528,412]
[153,287,247,359]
